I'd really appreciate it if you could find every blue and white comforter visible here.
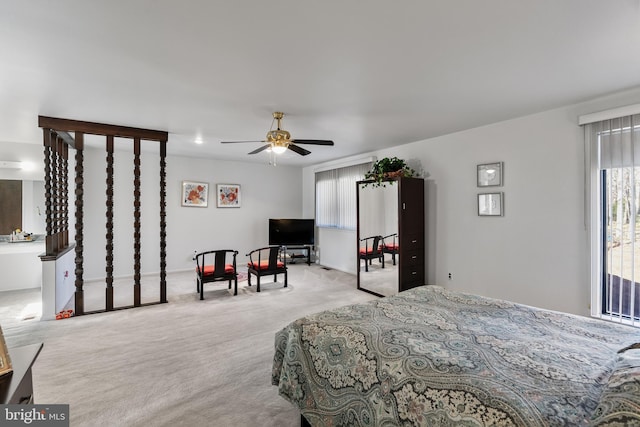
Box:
[272,286,640,426]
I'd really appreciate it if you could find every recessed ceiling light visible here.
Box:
[195,138,203,145]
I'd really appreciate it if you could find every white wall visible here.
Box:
[165,154,302,272]
[81,145,302,280]
[0,241,45,291]
[316,227,359,273]
[303,87,640,317]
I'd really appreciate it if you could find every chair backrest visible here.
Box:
[195,249,237,278]
[371,236,381,251]
[248,246,285,270]
[361,235,382,253]
[382,233,397,247]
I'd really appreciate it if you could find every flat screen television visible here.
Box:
[269,219,315,246]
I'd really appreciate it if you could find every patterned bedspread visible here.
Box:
[272,286,640,426]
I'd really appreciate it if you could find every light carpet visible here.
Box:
[0,265,377,427]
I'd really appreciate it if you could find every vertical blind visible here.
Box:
[587,114,640,325]
[315,162,371,230]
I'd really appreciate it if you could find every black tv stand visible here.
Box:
[283,245,312,266]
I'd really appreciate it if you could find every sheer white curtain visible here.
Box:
[586,114,640,325]
[315,162,371,230]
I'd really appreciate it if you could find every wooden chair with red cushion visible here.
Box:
[381,233,399,265]
[359,235,384,272]
[246,246,287,292]
[194,249,238,300]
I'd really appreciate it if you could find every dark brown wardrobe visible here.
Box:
[356,177,425,297]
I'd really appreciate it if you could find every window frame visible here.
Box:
[314,162,371,230]
[587,118,640,326]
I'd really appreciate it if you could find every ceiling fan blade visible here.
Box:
[248,145,270,155]
[291,139,334,146]
[221,140,266,144]
[288,144,311,156]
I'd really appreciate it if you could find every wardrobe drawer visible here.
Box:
[401,264,424,287]
[404,250,423,266]
[401,233,424,250]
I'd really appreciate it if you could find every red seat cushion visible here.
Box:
[360,247,382,255]
[382,244,399,250]
[197,264,235,276]
[248,260,285,270]
[359,248,381,255]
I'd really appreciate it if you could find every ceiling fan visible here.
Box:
[221,112,334,156]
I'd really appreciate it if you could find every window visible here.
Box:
[315,162,371,230]
[586,114,640,325]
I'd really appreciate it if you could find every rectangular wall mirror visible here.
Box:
[357,181,399,297]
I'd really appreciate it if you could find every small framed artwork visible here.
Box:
[478,192,503,216]
[477,162,503,187]
[217,184,241,208]
[0,324,12,378]
[182,181,209,207]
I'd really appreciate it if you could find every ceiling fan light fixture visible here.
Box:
[220,111,334,161]
[271,143,287,154]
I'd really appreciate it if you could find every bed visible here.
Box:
[272,285,640,426]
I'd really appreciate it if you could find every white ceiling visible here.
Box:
[2,1,640,166]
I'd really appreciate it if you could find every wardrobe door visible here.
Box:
[357,181,399,297]
[398,178,425,291]
[357,177,425,296]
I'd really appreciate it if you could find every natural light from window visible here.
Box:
[602,166,640,321]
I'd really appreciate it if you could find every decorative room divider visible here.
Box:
[38,116,168,316]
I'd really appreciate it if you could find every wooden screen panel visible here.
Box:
[105,135,114,311]
[74,133,85,315]
[133,138,141,307]
[39,116,169,316]
[160,140,167,303]
[0,180,22,234]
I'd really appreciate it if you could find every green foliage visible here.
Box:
[364,157,415,187]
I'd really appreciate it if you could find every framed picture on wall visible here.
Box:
[0,324,12,378]
[478,192,503,216]
[181,181,209,207]
[477,162,503,187]
[217,184,241,208]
